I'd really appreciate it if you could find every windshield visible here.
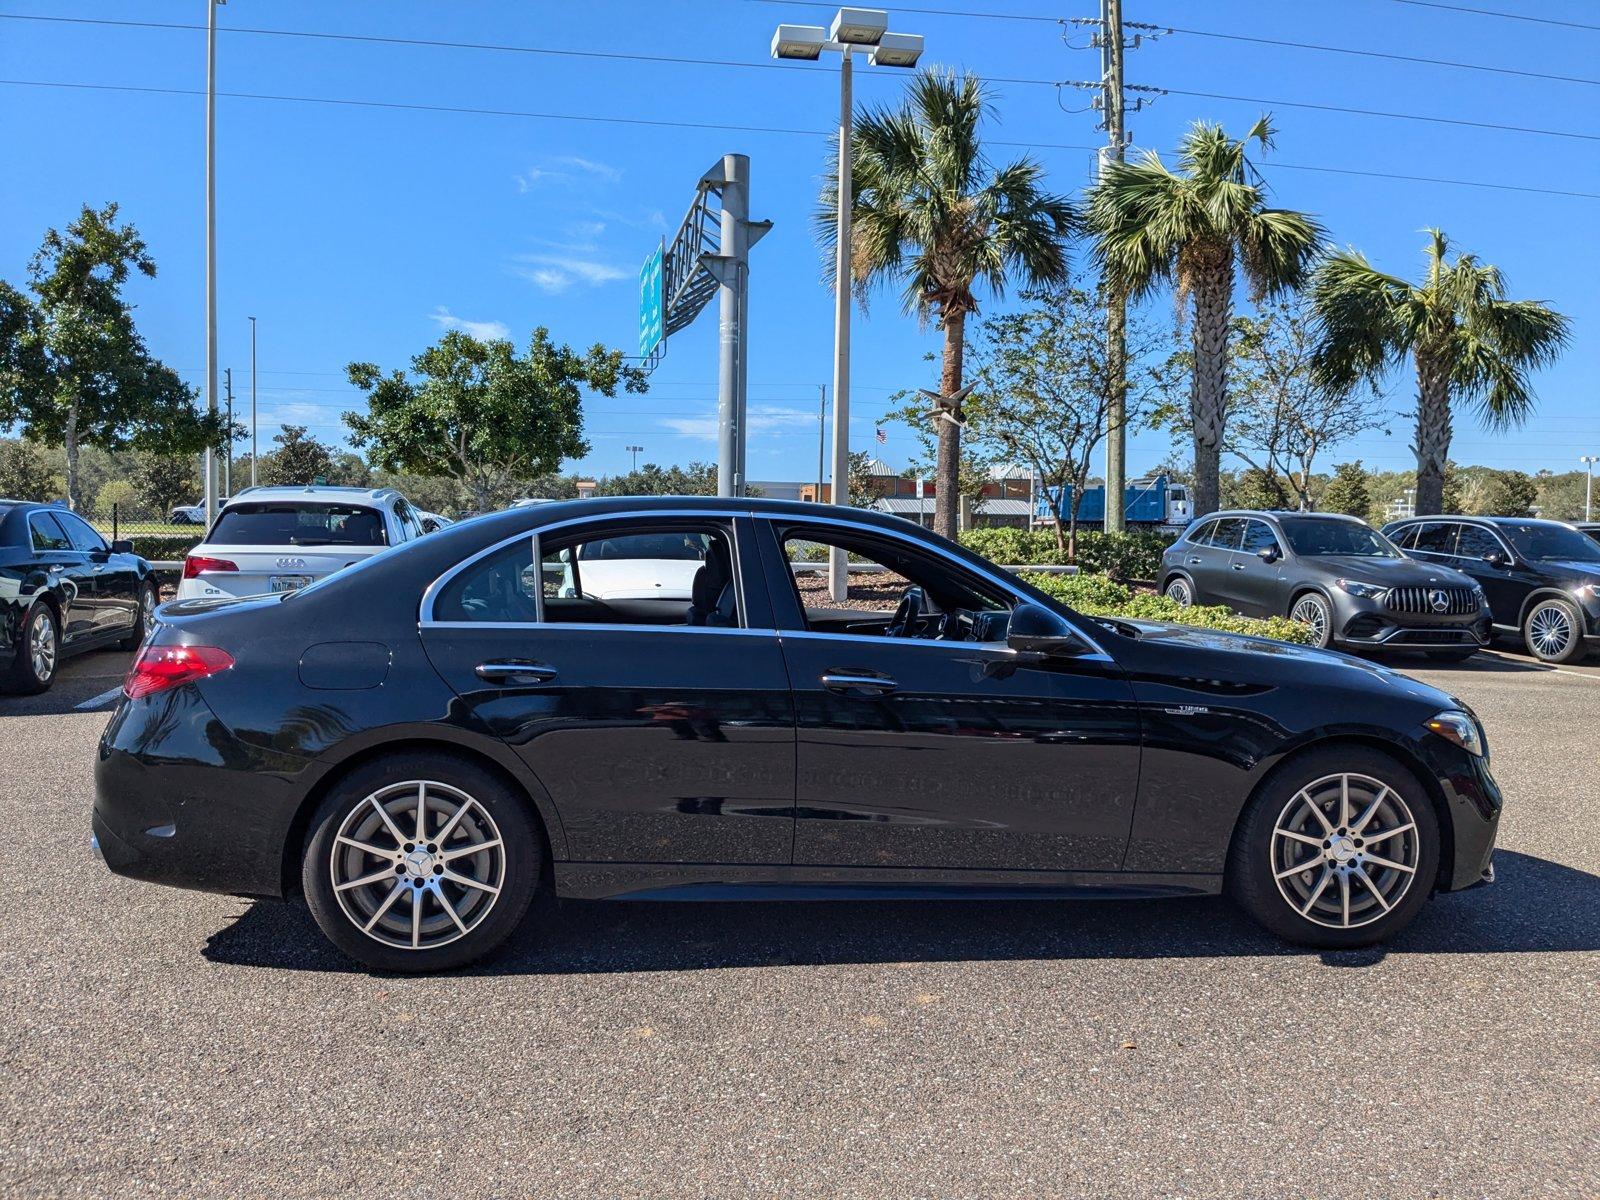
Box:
[209,502,387,547]
[1279,518,1399,558]
[1500,522,1600,563]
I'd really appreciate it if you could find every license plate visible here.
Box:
[270,574,312,593]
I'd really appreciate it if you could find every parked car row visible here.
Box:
[91,496,1502,972]
[1160,510,1600,664]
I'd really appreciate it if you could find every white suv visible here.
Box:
[176,485,427,601]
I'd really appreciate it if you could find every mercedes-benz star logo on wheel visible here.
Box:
[1429,588,1450,613]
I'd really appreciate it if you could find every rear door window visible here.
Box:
[209,503,389,547]
[1208,518,1246,551]
[1187,519,1217,546]
[28,512,72,552]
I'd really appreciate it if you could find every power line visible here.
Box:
[1384,0,1600,33]
[742,0,1056,23]
[3,77,1596,200]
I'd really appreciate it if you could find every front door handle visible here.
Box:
[475,660,558,684]
[821,672,897,695]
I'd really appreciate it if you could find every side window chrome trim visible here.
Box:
[423,621,779,637]
[776,626,1115,664]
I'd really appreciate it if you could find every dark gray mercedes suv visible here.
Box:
[1161,511,1491,658]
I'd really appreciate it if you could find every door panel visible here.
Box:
[1226,519,1285,616]
[58,511,137,633]
[1453,525,1528,622]
[779,635,1142,871]
[27,512,97,642]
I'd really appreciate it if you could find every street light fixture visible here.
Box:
[626,444,644,473]
[1582,455,1598,521]
[769,6,924,601]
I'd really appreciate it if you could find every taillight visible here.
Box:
[123,645,235,699]
[183,555,238,579]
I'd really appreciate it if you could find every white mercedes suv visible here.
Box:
[176,485,428,601]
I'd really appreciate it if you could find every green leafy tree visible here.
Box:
[94,479,138,521]
[1473,469,1538,517]
[1087,117,1324,517]
[819,68,1074,540]
[1312,229,1569,515]
[127,451,198,517]
[260,424,336,487]
[0,204,226,511]
[1225,467,1292,511]
[1320,461,1372,517]
[0,439,60,501]
[592,461,719,498]
[346,328,643,512]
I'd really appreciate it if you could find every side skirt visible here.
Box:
[553,862,1222,902]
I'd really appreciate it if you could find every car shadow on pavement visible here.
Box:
[202,849,1600,976]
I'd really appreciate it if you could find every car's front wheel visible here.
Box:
[1227,747,1439,949]
[2,603,60,695]
[302,753,540,972]
[1289,592,1334,649]
[119,583,158,651]
[1523,597,1587,664]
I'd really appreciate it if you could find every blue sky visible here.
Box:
[2,0,1597,485]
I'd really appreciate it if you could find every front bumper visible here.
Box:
[1333,593,1493,650]
[1416,731,1503,893]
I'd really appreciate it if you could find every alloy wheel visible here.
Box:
[29,611,56,682]
[1527,602,1574,660]
[1165,578,1193,607]
[329,780,506,951]
[141,590,157,638]
[1290,596,1329,646]
[1270,772,1420,930]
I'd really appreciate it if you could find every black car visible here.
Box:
[1160,510,1491,658]
[1383,516,1600,664]
[1,500,159,694]
[94,497,1501,971]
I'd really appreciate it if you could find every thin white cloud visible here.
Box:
[515,155,623,192]
[553,155,622,182]
[658,406,818,442]
[510,254,629,293]
[428,307,510,341]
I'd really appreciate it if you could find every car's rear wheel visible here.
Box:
[1227,747,1439,949]
[1289,592,1334,648]
[302,754,540,972]
[1163,576,1194,607]
[2,603,59,695]
[1523,597,1587,664]
[118,583,158,651]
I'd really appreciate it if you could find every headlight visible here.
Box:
[1336,579,1389,600]
[1426,710,1486,758]
[1575,583,1600,601]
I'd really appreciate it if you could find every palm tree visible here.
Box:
[1086,117,1323,517]
[819,69,1074,540]
[1312,229,1569,515]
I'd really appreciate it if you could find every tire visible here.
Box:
[2,603,60,695]
[1523,597,1588,664]
[302,753,541,972]
[118,582,158,651]
[1289,592,1334,649]
[1227,746,1440,949]
[1163,575,1195,607]
[1425,648,1478,663]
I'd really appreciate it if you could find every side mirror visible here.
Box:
[1257,544,1281,563]
[110,539,134,555]
[1007,601,1090,656]
[420,517,440,534]
[1483,551,1508,567]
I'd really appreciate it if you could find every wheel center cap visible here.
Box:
[1329,836,1357,863]
[403,848,436,878]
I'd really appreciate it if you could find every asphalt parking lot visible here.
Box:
[3,646,1597,1198]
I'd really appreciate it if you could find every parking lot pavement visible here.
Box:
[2,649,1597,1198]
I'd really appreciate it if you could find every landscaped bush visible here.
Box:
[958,527,1175,582]
[1019,570,1316,645]
[124,533,203,561]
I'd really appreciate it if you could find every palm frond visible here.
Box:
[1309,250,1413,389]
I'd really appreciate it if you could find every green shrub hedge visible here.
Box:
[125,534,202,561]
[958,527,1174,582]
[1020,571,1316,645]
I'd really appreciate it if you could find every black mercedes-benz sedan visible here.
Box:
[1160,510,1491,657]
[94,497,1501,971]
[1,499,159,694]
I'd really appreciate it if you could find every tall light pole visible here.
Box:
[203,0,225,526]
[773,9,924,600]
[248,314,258,486]
[1582,455,1598,522]
[626,444,644,473]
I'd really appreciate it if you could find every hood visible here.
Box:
[1103,617,1462,710]
[1308,555,1475,587]
[1541,559,1600,582]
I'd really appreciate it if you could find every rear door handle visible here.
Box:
[821,672,897,695]
[1231,562,1245,571]
[475,660,558,684]
[1187,556,1202,565]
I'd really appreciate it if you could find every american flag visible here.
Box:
[875,427,886,445]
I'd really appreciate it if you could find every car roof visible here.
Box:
[1388,514,1578,530]
[223,485,402,506]
[1200,509,1365,524]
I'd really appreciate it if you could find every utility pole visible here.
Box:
[1582,455,1598,521]
[203,0,223,527]
[627,444,643,473]
[223,367,233,496]
[817,385,827,501]
[1100,0,1129,534]
[248,315,258,486]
